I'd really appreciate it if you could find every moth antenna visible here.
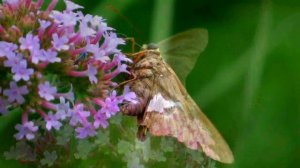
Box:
[106,4,142,35]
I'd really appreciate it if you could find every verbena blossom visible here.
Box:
[38,82,57,101]
[3,82,29,104]
[14,121,38,140]
[19,33,40,52]
[0,0,137,164]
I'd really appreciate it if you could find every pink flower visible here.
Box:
[51,33,69,51]
[0,41,17,57]
[3,82,28,104]
[75,123,96,139]
[64,0,83,11]
[93,111,108,129]
[45,112,62,131]
[19,33,40,52]
[14,121,38,140]
[0,97,8,115]
[38,82,57,101]
[11,60,34,81]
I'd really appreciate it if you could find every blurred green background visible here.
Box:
[1,0,300,167]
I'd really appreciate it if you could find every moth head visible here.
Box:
[142,43,160,51]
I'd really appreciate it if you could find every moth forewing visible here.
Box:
[139,57,234,163]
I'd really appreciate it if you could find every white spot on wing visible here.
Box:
[147,93,179,113]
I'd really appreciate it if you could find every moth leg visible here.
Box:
[123,37,136,53]
[116,72,137,88]
[137,125,148,141]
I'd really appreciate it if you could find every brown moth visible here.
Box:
[122,29,234,163]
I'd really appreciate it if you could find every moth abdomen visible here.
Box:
[122,97,147,116]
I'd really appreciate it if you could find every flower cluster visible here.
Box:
[0,0,136,143]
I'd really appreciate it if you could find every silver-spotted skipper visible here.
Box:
[122,29,234,163]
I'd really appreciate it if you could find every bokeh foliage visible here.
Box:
[1,0,300,167]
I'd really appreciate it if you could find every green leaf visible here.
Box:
[56,125,73,146]
[40,151,57,167]
[4,141,36,162]
[124,151,145,168]
[160,138,174,152]
[95,130,110,146]
[134,139,151,162]
[187,149,205,164]
[109,113,122,126]
[74,139,96,160]
[149,150,166,162]
[117,140,133,154]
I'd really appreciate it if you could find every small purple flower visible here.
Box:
[79,20,96,37]
[45,112,62,131]
[3,0,20,5]
[101,32,125,55]
[14,121,38,140]
[98,91,120,118]
[50,11,80,27]
[38,19,51,30]
[30,49,45,64]
[11,60,34,81]
[94,112,108,129]
[75,123,96,139]
[69,104,90,126]
[0,41,18,57]
[114,53,132,63]
[117,63,130,74]
[87,15,112,32]
[87,64,98,84]
[122,85,138,104]
[64,0,83,11]
[0,97,8,115]
[86,43,109,63]
[55,97,71,120]
[51,33,69,51]
[4,53,24,68]
[38,82,57,101]
[42,49,61,63]
[19,33,40,52]
[55,85,74,103]
[3,82,29,104]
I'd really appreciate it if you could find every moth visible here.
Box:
[122,29,234,163]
